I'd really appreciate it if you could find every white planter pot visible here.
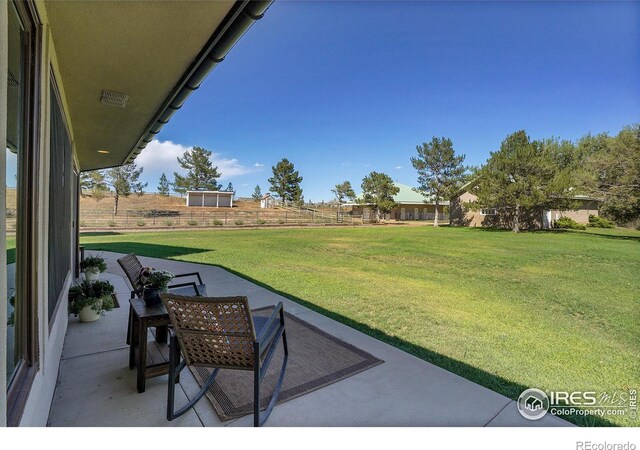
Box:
[78,304,101,323]
[84,268,100,281]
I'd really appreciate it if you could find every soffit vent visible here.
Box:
[100,89,129,108]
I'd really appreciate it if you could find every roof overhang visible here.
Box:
[45,0,273,171]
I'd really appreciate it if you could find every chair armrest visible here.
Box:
[174,272,204,285]
[167,282,201,296]
[256,302,284,352]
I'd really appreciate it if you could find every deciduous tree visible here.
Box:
[360,172,399,222]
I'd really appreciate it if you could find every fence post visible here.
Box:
[153,212,156,226]
[224,212,228,226]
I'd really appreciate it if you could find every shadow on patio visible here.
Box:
[48,250,572,427]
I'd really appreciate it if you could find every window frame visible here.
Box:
[6,0,42,427]
[480,208,497,216]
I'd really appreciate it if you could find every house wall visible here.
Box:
[1,1,75,426]
[351,204,446,221]
[187,192,233,207]
[551,200,599,224]
[451,190,599,229]
[1,0,8,428]
[450,191,485,227]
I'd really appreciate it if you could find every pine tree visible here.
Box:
[332,181,356,211]
[268,158,303,204]
[360,172,399,222]
[80,170,108,201]
[102,163,147,215]
[225,182,234,192]
[172,146,221,194]
[472,130,573,232]
[252,185,262,201]
[411,137,466,226]
[158,173,170,196]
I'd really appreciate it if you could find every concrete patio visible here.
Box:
[47,251,570,427]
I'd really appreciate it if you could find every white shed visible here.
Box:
[186,190,234,207]
[260,193,276,209]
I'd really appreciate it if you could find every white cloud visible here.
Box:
[135,139,261,181]
[395,165,403,170]
[254,163,264,167]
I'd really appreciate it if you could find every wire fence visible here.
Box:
[79,208,362,229]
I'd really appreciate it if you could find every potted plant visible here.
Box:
[69,280,115,323]
[80,255,107,281]
[140,268,175,307]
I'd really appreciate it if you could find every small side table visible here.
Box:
[128,285,207,393]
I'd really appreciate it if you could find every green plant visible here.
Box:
[140,268,175,289]
[107,220,117,227]
[587,214,615,229]
[257,219,266,225]
[235,219,244,226]
[212,219,223,226]
[68,280,115,316]
[79,220,87,227]
[80,255,107,273]
[163,219,173,227]
[136,220,146,227]
[278,219,285,225]
[554,216,586,230]
[187,219,198,226]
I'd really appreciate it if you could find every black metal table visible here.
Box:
[128,285,206,393]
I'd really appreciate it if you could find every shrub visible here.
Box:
[278,219,285,225]
[235,219,244,226]
[163,219,173,227]
[212,219,223,226]
[80,255,107,273]
[68,280,115,316]
[554,216,586,230]
[257,219,266,225]
[107,220,117,227]
[136,220,146,227]
[187,219,198,226]
[587,214,615,229]
[79,220,87,227]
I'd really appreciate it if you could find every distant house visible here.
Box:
[450,181,600,229]
[349,183,449,221]
[260,193,277,209]
[186,190,234,208]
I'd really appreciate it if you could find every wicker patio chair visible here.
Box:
[160,294,288,427]
[117,253,205,298]
[118,253,207,345]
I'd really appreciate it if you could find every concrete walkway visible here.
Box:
[48,251,570,427]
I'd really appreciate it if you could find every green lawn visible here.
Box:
[80,225,640,426]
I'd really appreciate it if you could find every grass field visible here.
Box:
[80,225,640,426]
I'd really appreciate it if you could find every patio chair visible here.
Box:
[117,253,205,298]
[117,253,207,345]
[160,294,288,427]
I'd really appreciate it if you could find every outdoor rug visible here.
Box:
[189,306,384,421]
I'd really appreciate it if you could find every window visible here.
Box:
[48,83,74,322]
[6,0,41,426]
[481,208,497,216]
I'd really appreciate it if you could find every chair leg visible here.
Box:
[167,335,219,421]
[254,332,289,427]
[253,342,261,427]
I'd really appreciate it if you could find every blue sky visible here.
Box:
[137,1,640,201]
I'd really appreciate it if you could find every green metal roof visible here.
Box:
[354,183,449,205]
